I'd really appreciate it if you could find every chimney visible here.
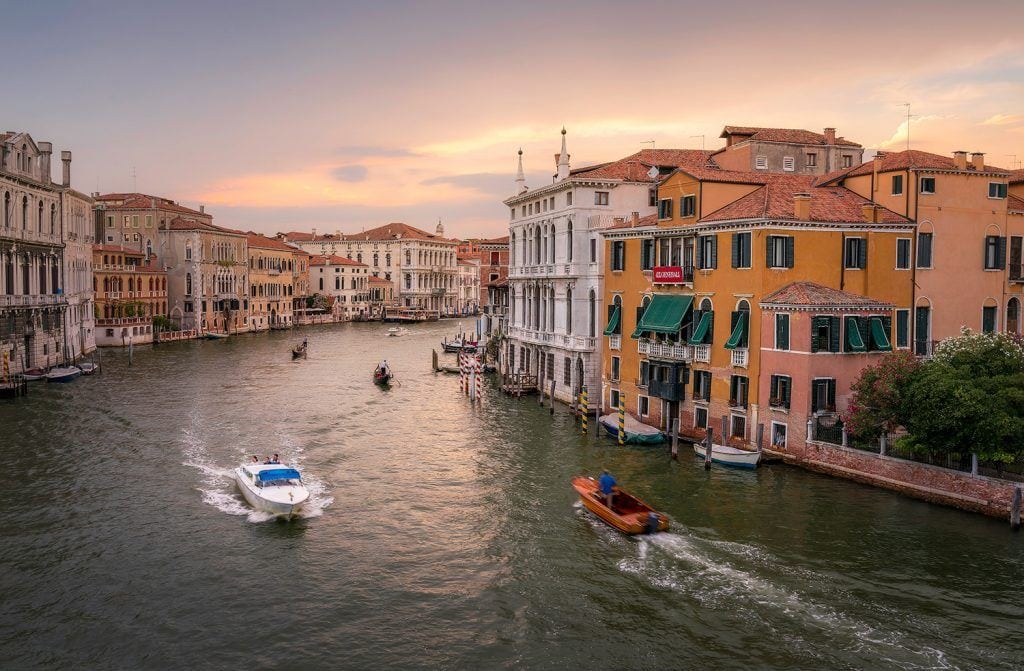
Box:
[199,204,205,214]
[37,142,52,184]
[970,152,985,171]
[861,204,880,223]
[311,227,317,237]
[61,150,71,187]
[632,211,640,227]
[151,197,156,208]
[793,193,812,221]
[952,151,968,170]
[824,128,837,145]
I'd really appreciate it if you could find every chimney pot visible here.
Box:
[632,211,640,226]
[60,150,71,187]
[970,152,985,171]
[953,151,968,170]
[824,128,837,145]
[861,203,877,223]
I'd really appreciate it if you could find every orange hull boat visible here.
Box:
[572,476,669,535]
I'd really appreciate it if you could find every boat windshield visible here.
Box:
[256,468,301,486]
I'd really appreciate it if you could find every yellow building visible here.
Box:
[601,168,914,447]
[247,233,301,330]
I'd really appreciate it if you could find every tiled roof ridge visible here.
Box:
[761,280,893,307]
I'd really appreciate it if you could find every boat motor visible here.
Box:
[644,512,660,535]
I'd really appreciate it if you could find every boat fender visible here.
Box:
[644,512,660,535]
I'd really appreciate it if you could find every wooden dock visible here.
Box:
[500,373,538,396]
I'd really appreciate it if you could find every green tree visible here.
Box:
[844,351,920,442]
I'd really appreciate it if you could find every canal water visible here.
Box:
[1,322,1021,670]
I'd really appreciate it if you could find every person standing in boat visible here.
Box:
[598,470,617,508]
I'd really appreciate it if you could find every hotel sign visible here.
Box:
[653,266,684,284]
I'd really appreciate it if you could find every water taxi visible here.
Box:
[572,476,669,535]
[234,462,310,519]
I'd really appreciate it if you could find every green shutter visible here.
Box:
[845,316,867,352]
[776,313,789,350]
[858,239,867,269]
[829,316,841,352]
[602,305,621,336]
[724,311,748,350]
[869,316,892,351]
[896,311,908,348]
[731,233,740,268]
[827,379,836,407]
[784,378,791,407]
[997,236,1007,270]
[766,235,774,268]
[689,311,713,345]
[784,237,794,268]
[711,235,718,269]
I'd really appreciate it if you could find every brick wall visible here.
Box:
[774,440,1019,519]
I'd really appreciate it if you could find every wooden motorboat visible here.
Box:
[693,443,760,469]
[22,367,46,381]
[599,413,665,445]
[441,337,478,353]
[572,476,669,535]
[386,327,407,337]
[45,366,82,383]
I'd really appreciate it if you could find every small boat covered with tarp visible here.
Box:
[598,413,665,444]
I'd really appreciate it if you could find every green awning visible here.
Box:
[846,317,867,352]
[603,306,621,336]
[724,311,748,350]
[631,294,694,339]
[688,311,712,345]
[869,317,892,352]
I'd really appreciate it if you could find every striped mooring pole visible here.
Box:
[475,356,483,403]
[580,386,588,435]
[459,353,467,394]
[618,395,626,446]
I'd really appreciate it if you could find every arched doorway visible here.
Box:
[1006,297,1020,335]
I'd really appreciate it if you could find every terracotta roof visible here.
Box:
[246,232,301,252]
[164,216,243,235]
[667,165,768,185]
[1010,169,1024,185]
[95,192,208,217]
[570,149,717,182]
[607,213,659,230]
[834,150,1010,179]
[92,244,144,255]
[761,281,893,308]
[1008,193,1024,212]
[309,254,367,267]
[368,275,392,285]
[700,174,909,224]
[485,276,509,288]
[720,126,861,148]
[480,235,510,244]
[340,222,453,242]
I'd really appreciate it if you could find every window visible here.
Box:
[844,237,867,269]
[919,177,935,194]
[731,414,746,439]
[638,396,650,417]
[782,156,795,172]
[610,389,620,410]
[811,315,840,353]
[648,188,658,207]
[564,357,572,386]
[983,305,997,334]
[106,215,113,228]
[658,198,673,219]
[731,232,751,269]
[567,192,573,206]
[590,238,597,263]
[892,174,903,195]
[769,375,791,409]
[610,356,620,381]
[775,313,790,350]
[916,232,933,268]
[984,235,1006,270]
[896,238,911,269]
[680,195,696,218]
[766,235,794,268]
[641,239,655,271]
[185,273,193,296]
[842,155,853,168]
[811,378,837,413]
[729,375,749,407]
[693,370,712,401]
[989,182,1008,199]
[610,241,625,271]
[594,191,609,206]
[1011,237,1024,280]
[566,288,573,334]
[132,215,139,228]
[639,361,650,387]
[698,235,717,270]
[755,155,768,170]
[694,406,708,430]
[806,153,817,167]
[771,422,788,448]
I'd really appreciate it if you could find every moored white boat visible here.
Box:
[45,366,82,383]
[22,367,46,381]
[386,327,407,337]
[693,443,760,468]
[234,462,310,519]
[205,331,230,340]
[79,362,99,375]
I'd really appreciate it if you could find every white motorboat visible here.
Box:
[205,331,230,340]
[386,327,407,337]
[234,462,310,519]
[45,366,82,383]
[79,362,99,375]
[693,443,760,468]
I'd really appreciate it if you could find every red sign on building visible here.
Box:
[653,266,684,284]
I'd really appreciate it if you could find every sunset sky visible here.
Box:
[7,1,1024,238]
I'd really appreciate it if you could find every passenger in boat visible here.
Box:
[598,470,617,508]
[265,454,280,465]
[250,455,260,463]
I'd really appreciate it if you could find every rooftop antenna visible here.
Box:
[902,103,918,152]
[641,139,656,152]
[1006,154,1021,170]
[131,165,137,191]
[690,134,706,153]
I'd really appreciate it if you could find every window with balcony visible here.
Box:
[844,237,867,270]
[731,232,751,269]
[766,235,794,268]
[770,375,791,409]
[984,235,1006,270]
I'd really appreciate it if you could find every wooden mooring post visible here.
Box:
[431,349,438,372]
[1012,486,1022,530]
[549,380,556,415]
[671,418,679,460]
[580,386,588,435]
[756,423,764,456]
[704,427,713,470]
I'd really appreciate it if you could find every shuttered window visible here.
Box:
[698,235,717,270]
[895,309,909,348]
[731,232,751,268]
[984,236,1006,270]
[766,235,794,268]
[916,232,933,268]
[811,315,841,353]
[769,375,791,409]
[775,313,790,350]
[844,237,867,269]
[811,379,836,413]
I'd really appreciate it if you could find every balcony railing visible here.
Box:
[649,379,685,402]
[638,338,691,361]
[610,334,621,351]
[0,294,66,307]
[731,348,749,368]
[693,344,711,363]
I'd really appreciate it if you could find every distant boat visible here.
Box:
[442,337,477,353]
[45,366,82,383]
[79,362,99,375]
[386,327,407,337]
[205,332,230,340]
[234,461,309,519]
[374,365,392,385]
[22,367,46,381]
[291,343,307,359]
[598,413,665,445]
[693,443,760,469]
[572,476,669,535]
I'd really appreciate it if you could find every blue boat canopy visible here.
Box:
[257,468,301,482]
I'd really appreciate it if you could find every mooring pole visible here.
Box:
[432,349,438,372]
[618,395,626,446]
[721,415,728,446]
[581,386,588,435]
[704,426,713,470]
[756,423,764,455]
[549,379,556,415]
[1012,486,1022,530]
[671,418,679,460]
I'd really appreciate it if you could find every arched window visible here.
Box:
[405,273,412,290]
[700,297,712,312]
[1008,297,1020,335]
[549,226,556,263]
[186,273,193,295]
[50,204,56,235]
[22,196,28,229]
[549,287,555,330]
[37,200,43,232]
[385,253,391,267]
[566,221,573,262]
[566,288,573,334]
[185,241,193,261]
[510,233,516,266]
[146,239,153,259]
[589,289,596,337]
[3,192,9,227]
[373,253,379,267]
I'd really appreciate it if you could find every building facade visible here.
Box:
[63,188,96,359]
[368,275,395,318]
[456,255,481,315]
[712,126,864,175]
[247,233,302,330]
[94,192,212,255]
[92,245,167,346]
[308,254,370,320]
[1,132,70,374]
